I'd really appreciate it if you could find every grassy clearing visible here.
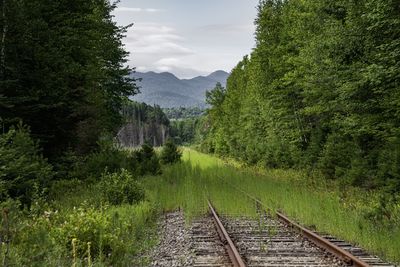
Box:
[144,148,400,263]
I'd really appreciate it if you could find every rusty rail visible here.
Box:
[207,200,247,267]
[221,181,371,267]
[276,212,370,267]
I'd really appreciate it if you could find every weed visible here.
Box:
[144,148,400,263]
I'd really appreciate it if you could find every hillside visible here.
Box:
[131,70,229,108]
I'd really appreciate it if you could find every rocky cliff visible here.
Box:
[117,102,170,147]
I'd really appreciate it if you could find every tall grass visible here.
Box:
[144,148,400,263]
[2,181,158,266]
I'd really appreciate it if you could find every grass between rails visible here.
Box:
[143,148,400,264]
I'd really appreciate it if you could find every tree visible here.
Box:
[202,0,400,190]
[135,142,161,175]
[206,82,226,107]
[0,0,138,157]
[160,138,182,164]
[0,125,53,205]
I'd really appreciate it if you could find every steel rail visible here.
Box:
[276,212,370,267]
[221,181,371,267]
[207,200,247,267]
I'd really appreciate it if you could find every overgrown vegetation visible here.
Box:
[144,149,400,263]
[1,0,398,265]
[0,129,180,265]
[0,1,181,264]
[160,139,182,165]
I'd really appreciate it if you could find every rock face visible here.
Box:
[117,120,168,147]
[117,101,170,147]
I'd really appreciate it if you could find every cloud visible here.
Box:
[153,57,209,78]
[122,23,203,77]
[136,66,148,72]
[114,7,162,13]
[124,23,194,56]
[145,8,161,12]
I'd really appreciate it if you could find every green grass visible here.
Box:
[2,179,158,266]
[144,148,400,264]
[5,147,398,265]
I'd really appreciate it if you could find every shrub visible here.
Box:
[133,142,161,175]
[98,170,145,205]
[77,138,136,180]
[0,125,53,205]
[160,139,182,164]
[45,205,119,262]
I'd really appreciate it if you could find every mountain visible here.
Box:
[131,70,229,108]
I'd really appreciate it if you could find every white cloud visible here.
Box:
[153,57,210,78]
[155,57,181,66]
[124,23,193,55]
[136,66,148,72]
[114,7,142,12]
[122,23,204,77]
[114,7,162,13]
[145,8,161,12]
[156,66,172,72]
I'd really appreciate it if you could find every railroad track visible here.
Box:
[151,196,396,267]
[190,215,233,266]
[206,199,396,267]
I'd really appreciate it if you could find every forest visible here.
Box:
[0,0,399,265]
[202,0,400,198]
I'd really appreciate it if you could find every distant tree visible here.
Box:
[160,138,182,164]
[135,142,161,175]
[206,82,226,108]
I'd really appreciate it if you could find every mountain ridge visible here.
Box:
[131,70,229,108]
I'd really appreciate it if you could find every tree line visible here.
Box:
[202,0,400,194]
[0,0,142,205]
[0,0,136,157]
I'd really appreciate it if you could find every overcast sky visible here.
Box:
[112,0,259,78]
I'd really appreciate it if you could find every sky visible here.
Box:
[112,0,259,78]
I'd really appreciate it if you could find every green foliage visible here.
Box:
[0,126,53,205]
[160,139,182,164]
[134,142,161,175]
[170,117,201,145]
[206,82,226,110]
[122,101,169,126]
[144,149,400,262]
[77,138,134,180]
[163,107,205,120]
[52,205,117,260]
[98,170,145,205]
[0,0,138,157]
[5,200,157,266]
[202,0,400,192]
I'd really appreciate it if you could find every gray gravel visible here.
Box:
[149,211,194,267]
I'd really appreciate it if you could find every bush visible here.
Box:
[133,142,161,175]
[77,138,136,180]
[160,139,182,164]
[98,170,145,205]
[51,205,117,260]
[0,125,54,205]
